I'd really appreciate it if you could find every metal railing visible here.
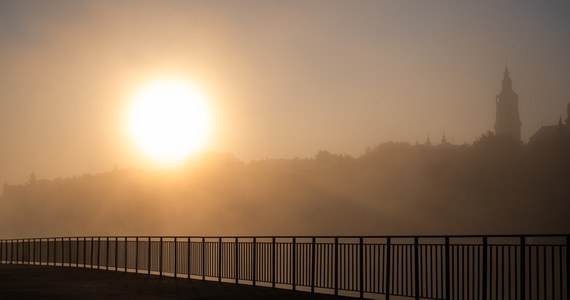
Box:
[0,235,568,299]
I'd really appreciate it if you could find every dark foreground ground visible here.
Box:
[0,264,352,299]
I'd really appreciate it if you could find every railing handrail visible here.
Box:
[1,233,569,241]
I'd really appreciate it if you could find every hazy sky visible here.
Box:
[1,0,570,184]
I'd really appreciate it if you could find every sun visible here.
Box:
[127,79,212,166]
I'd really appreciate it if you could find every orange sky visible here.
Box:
[1,1,570,184]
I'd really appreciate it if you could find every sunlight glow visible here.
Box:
[127,79,212,166]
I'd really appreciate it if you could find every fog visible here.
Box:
[2,134,568,238]
[1,1,570,184]
[1,1,570,238]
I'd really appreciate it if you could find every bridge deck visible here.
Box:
[0,264,351,299]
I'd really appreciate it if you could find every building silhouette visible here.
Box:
[494,66,522,141]
[528,102,570,145]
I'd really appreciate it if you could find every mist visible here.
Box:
[2,134,568,238]
[2,1,570,185]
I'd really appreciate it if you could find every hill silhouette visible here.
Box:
[1,134,569,238]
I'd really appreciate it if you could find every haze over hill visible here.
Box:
[2,132,569,238]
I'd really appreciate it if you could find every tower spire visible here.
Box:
[494,63,521,141]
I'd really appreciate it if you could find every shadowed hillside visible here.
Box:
[1,134,569,238]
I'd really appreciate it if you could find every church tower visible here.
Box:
[494,65,521,141]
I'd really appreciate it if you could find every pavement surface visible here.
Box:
[0,264,353,299]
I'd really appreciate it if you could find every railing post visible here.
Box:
[68,237,72,267]
[386,237,392,300]
[105,237,109,270]
[61,238,64,267]
[159,237,163,277]
[414,237,420,300]
[187,237,191,279]
[482,236,488,300]
[39,239,42,265]
[218,237,222,282]
[293,237,296,291]
[98,237,101,268]
[124,237,128,272]
[135,237,139,273]
[67,238,70,266]
[115,237,118,271]
[83,237,86,268]
[92,237,95,268]
[148,237,151,275]
[445,237,450,300]
[253,237,257,286]
[360,237,364,299]
[75,237,78,267]
[272,237,276,289]
[89,238,93,268]
[335,237,339,296]
[311,237,316,293]
[174,237,178,278]
[201,237,205,280]
[518,236,525,300]
[235,237,239,284]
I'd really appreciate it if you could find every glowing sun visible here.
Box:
[127,79,212,165]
